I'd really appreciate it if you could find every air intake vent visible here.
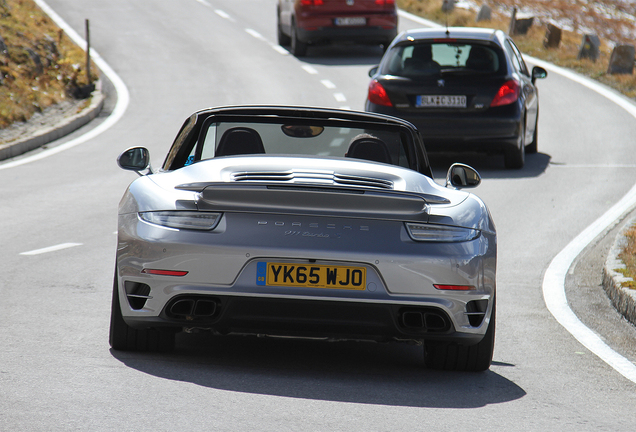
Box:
[231,170,394,190]
[466,300,489,327]
[124,281,151,310]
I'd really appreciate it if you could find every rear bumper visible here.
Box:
[367,102,522,153]
[298,25,397,44]
[124,295,488,346]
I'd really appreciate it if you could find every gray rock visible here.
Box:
[543,24,562,49]
[476,5,491,22]
[578,34,600,62]
[607,45,635,74]
[514,17,534,35]
[25,48,43,75]
[441,0,454,13]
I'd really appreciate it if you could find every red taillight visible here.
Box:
[375,0,395,4]
[368,79,392,107]
[142,269,189,277]
[490,79,520,107]
[300,0,323,5]
[433,284,476,291]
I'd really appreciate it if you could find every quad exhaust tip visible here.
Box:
[400,309,449,332]
[168,297,219,321]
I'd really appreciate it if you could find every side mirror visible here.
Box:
[118,147,151,175]
[532,66,547,83]
[368,66,379,78]
[446,163,481,188]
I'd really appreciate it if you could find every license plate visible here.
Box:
[334,17,366,26]
[256,262,366,290]
[416,95,467,108]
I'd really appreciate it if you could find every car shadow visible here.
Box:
[111,332,526,408]
[289,44,385,67]
[429,152,552,180]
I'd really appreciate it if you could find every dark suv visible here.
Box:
[277,0,397,56]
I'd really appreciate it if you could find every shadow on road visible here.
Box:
[288,44,384,67]
[429,152,552,181]
[111,333,526,408]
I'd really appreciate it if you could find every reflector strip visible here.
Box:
[142,269,189,277]
[433,284,475,291]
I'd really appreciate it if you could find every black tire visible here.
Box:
[109,271,175,352]
[504,124,525,169]
[290,21,307,57]
[277,13,291,46]
[424,300,495,372]
[526,116,538,154]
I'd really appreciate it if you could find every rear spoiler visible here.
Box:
[177,183,450,220]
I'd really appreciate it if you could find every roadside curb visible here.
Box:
[603,217,636,326]
[0,80,105,161]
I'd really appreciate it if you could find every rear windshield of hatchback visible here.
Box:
[382,42,504,78]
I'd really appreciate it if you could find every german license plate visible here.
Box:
[334,17,366,26]
[256,262,366,290]
[416,95,467,108]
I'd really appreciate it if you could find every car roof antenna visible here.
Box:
[443,7,450,36]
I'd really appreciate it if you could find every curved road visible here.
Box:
[1,1,636,430]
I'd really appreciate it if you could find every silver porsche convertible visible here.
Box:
[111,106,497,372]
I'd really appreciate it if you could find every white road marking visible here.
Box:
[271,45,289,55]
[20,243,83,256]
[398,9,444,27]
[302,65,319,75]
[214,9,234,21]
[399,5,636,384]
[1,0,130,171]
[534,58,636,384]
[245,28,265,41]
[333,93,347,102]
[194,0,211,6]
[321,79,336,89]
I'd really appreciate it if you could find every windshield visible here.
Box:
[382,42,503,77]
[183,119,413,170]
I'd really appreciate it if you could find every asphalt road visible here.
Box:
[1,0,636,430]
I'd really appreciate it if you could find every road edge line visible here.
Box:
[526,62,636,383]
[397,10,636,382]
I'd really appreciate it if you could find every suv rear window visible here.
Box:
[383,42,503,77]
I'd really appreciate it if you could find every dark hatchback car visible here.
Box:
[365,27,547,169]
[277,0,398,56]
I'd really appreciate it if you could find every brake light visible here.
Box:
[300,0,323,5]
[490,79,520,107]
[375,0,395,4]
[368,79,392,107]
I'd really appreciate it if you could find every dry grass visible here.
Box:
[619,224,636,290]
[0,0,98,128]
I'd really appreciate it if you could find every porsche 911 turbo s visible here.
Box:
[365,27,547,169]
[277,0,398,56]
[110,106,497,372]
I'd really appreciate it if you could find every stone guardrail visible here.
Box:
[603,217,636,326]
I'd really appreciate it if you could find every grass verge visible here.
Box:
[0,0,98,129]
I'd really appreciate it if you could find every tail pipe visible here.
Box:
[399,308,450,332]
[166,296,220,322]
